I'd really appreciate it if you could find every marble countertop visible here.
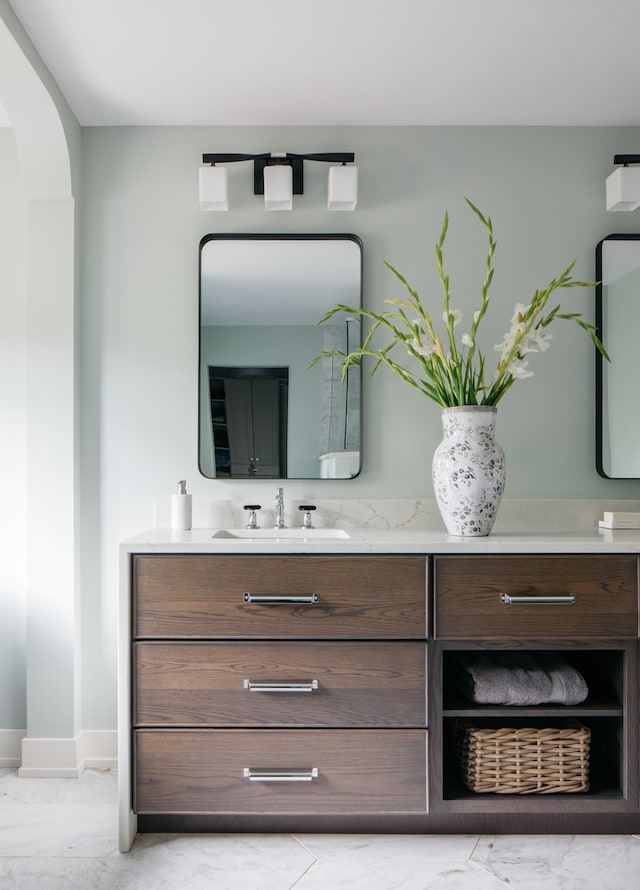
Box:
[120,526,640,555]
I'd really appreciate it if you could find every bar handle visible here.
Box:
[243,593,319,605]
[243,768,319,782]
[500,593,576,605]
[243,680,319,693]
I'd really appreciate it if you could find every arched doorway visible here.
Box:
[0,8,82,775]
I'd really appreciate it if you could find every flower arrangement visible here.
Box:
[313,199,608,408]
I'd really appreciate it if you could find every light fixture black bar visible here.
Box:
[286,152,355,164]
[202,153,269,164]
[613,154,640,166]
[201,151,355,197]
[202,152,354,165]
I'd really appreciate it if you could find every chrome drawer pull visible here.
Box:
[243,768,319,782]
[243,680,319,693]
[243,593,319,605]
[500,593,576,605]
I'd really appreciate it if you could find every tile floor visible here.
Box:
[2,768,640,889]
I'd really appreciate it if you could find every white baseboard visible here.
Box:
[0,729,26,768]
[17,729,117,777]
[79,729,118,770]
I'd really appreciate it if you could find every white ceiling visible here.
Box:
[5,0,640,127]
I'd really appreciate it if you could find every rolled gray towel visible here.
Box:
[533,652,589,705]
[453,652,588,706]
[454,652,552,705]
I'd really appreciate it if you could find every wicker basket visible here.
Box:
[457,723,590,794]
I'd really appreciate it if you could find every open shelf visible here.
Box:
[432,645,636,814]
[442,649,624,714]
[443,714,622,800]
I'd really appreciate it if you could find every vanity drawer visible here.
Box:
[134,641,426,728]
[434,555,638,639]
[133,555,427,639]
[134,728,427,814]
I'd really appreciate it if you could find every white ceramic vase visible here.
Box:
[432,405,506,537]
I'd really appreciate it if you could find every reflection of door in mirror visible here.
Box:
[596,234,640,479]
[209,367,288,478]
[199,235,363,480]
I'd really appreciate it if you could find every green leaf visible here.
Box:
[310,199,609,409]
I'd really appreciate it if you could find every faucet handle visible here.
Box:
[243,504,261,529]
[298,504,317,529]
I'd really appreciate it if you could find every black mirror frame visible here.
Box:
[197,232,364,481]
[595,232,640,480]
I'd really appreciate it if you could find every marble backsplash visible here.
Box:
[154,497,640,533]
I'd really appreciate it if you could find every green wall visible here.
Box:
[79,125,640,729]
[82,125,640,504]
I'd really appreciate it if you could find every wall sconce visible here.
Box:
[263,161,293,211]
[328,164,358,211]
[606,155,640,211]
[199,164,228,211]
[199,151,357,211]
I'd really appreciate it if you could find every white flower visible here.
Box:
[517,338,537,355]
[473,310,481,323]
[442,308,462,326]
[518,329,553,355]
[510,302,529,325]
[494,331,516,357]
[529,329,553,352]
[461,333,474,347]
[507,357,534,379]
[411,338,434,359]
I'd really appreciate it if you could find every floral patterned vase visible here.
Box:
[432,405,506,536]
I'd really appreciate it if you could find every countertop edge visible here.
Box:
[119,528,640,555]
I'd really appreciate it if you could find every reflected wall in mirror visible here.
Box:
[199,234,362,480]
[596,234,640,478]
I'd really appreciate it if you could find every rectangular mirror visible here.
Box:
[199,234,362,479]
[596,234,640,478]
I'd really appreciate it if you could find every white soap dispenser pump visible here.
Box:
[171,480,192,530]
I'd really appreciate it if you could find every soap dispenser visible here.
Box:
[171,480,192,530]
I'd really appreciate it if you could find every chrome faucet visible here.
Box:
[274,487,286,529]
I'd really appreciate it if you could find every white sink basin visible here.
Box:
[212,527,351,540]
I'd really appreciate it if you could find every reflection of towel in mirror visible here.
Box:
[453,652,588,706]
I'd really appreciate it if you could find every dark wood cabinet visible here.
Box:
[134,640,426,728]
[133,554,427,639]
[121,548,640,849]
[431,555,639,819]
[433,555,638,639]
[129,554,428,833]
[135,729,427,815]
[430,640,639,815]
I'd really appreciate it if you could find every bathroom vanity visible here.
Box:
[118,526,640,851]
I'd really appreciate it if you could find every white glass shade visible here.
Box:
[263,164,293,210]
[328,165,358,211]
[199,165,228,211]
[606,166,640,211]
